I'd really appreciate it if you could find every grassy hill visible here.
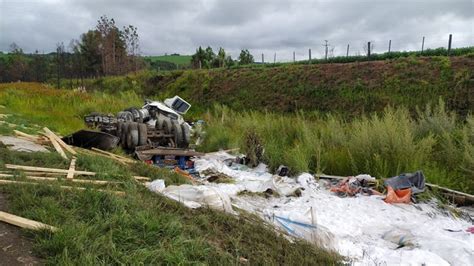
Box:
[85,55,474,119]
[145,55,192,66]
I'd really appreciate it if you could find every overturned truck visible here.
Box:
[83,96,192,150]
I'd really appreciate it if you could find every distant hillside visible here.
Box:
[85,55,474,118]
[145,55,192,66]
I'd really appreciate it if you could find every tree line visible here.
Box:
[190,47,254,69]
[0,15,145,86]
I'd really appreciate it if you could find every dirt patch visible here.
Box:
[0,193,42,265]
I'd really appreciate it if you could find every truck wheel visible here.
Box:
[121,122,129,149]
[117,122,123,137]
[181,123,190,148]
[126,122,139,150]
[172,121,184,148]
[138,123,148,146]
[161,118,172,134]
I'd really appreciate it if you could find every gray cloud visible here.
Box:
[0,0,472,61]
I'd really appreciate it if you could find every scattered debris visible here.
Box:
[0,136,49,153]
[5,164,95,176]
[153,151,474,265]
[0,211,57,232]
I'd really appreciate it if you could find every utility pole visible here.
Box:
[421,36,425,53]
[293,51,295,63]
[367,41,371,58]
[388,40,391,53]
[447,34,452,55]
[346,44,350,57]
[274,52,276,64]
[262,53,264,64]
[308,49,312,63]
[323,40,329,60]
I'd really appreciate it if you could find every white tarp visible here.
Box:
[149,152,474,265]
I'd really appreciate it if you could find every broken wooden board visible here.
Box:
[0,211,58,232]
[0,174,120,185]
[66,157,76,179]
[0,179,125,196]
[5,164,95,176]
[44,133,68,160]
[91,148,134,163]
[137,148,204,157]
[43,127,77,155]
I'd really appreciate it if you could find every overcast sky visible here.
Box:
[0,0,472,61]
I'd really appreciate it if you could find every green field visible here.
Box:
[145,55,192,66]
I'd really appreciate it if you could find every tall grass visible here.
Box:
[0,82,143,134]
[201,103,474,193]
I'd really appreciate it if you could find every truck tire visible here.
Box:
[126,122,139,150]
[117,122,123,138]
[181,123,190,148]
[121,122,129,149]
[161,118,172,134]
[138,123,148,146]
[171,121,184,148]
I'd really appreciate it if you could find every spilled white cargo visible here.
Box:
[148,152,474,265]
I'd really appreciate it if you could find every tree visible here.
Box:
[214,47,226,68]
[79,30,102,77]
[191,46,207,69]
[6,43,28,81]
[238,49,254,65]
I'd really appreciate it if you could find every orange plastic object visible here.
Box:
[384,186,411,204]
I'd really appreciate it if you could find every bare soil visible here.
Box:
[0,192,42,265]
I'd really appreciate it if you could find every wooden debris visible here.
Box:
[67,157,77,179]
[45,133,68,159]
[133,176,151,181]
[43,127,77,155]
[0,179,125,196]
[5,164,95,176]
[0,174,120,185]
[0,211,58,232]
[91,148,134,163]
[426,183,474,203]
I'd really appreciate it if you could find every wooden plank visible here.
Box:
[5,164,95,176]
[139,148,204,157]
[426,183,474,202]
[67,157,76,179]
[0,174,120,185]
[91,148,134,163]
[0,211,58,232]
[43,127,77,155]
[45,133,68,160]
[13,130,39,141]
[133,176,151,181]
[78,148,128,165]
[0,179,125,196]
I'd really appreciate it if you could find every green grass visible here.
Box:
[0,82,143,135]
[0,144,340,264]
[0,85,340,264]
[199,103,474,194]
[145,55,192,66]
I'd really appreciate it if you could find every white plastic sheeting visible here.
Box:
[149,152,474,265]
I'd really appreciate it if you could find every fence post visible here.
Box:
[324,40,329,60]
[421,36,425,53]
[388,40,391,53]
[448,34,452,55]
[309,49,312,63]
[367,41,371,58]
[346,44,350,57]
